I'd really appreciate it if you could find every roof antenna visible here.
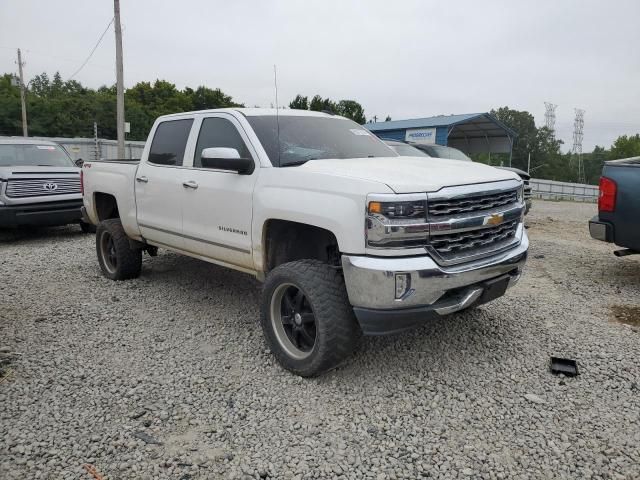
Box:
[273,64,281,166]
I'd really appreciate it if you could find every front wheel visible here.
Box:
[261,260,361,377]
[96,219,142,280]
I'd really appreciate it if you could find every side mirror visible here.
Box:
[75,158,84,168]
[201,147,254,175]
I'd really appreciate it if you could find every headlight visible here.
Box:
[366,194,428,248]
[517,184,524,203]
[368,200,425,219]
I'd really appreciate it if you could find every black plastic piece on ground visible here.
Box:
[614,249,639,257]
[550,357,578,376]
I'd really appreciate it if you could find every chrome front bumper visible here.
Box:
[342,229,528,335]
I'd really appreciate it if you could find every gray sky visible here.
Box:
[1,0,638,150]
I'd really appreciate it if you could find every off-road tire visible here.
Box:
[96,219,142,280]
[261,259,361,377]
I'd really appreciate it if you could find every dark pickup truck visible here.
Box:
[589,157,640,256]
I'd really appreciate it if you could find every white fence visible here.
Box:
[530,178,598,203]
[1,136,145,162]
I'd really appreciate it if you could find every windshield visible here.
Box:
[0,144,75,167]
[387,143,430,157]
[418,144,472,161]
[245,115,397,166]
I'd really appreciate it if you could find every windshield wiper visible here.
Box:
[280,159,315,167]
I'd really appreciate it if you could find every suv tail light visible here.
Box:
[598,176,617,212]
[80,169,84,195]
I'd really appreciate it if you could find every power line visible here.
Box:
[68,17,114,80]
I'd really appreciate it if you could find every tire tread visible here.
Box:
[261,259,361,376]
[96,218,142,280]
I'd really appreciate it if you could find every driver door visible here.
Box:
[180,114,258,269]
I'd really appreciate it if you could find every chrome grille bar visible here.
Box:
[431,220,519,254]
[428,189,518,216]
[6,178,81,198]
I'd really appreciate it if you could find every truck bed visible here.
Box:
[82,159,141,239]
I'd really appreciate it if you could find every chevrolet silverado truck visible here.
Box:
[82,109,529,376]
[0,138,93,231]
[589,157,640,256]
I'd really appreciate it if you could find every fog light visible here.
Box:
[395,273,411,300]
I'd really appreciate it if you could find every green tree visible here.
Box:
[610,134,640,159]
[490,107,539,172]
[289,94,308,110]
[309,95,335,112]
[0,71,242,141]
[293,94,366,123]
[0,74,22,136]
[336,100,366,124]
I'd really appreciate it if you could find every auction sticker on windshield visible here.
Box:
[350,129,370,136]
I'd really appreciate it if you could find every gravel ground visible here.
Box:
[1,200,639,480]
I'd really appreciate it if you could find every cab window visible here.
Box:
[193,117,252,168]
[148,119,193,166]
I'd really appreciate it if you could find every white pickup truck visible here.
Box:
[82,109,529,376]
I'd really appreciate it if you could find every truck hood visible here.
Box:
[300,156,520,193]
[0,165,80,179]
[496,166,530,180]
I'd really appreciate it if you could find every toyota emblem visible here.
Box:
[43,182,58,191]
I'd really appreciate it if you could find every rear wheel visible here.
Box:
[96,219,141,280]
[261,260,361,377]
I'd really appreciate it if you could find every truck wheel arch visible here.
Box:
[94,192,120,221]
[262,219,341,273]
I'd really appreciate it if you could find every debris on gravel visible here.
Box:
[524,393,545,404]
[0,346,17,381]
[1,201,640,479]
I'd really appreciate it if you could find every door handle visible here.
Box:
[136,176,149,183]
[182,180,198,189]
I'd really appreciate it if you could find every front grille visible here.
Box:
[430,220,519,257]
[428,189,518,217]
[523,180,532,199]
[6,177,81,198]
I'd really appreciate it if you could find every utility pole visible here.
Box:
[93,121,99,161]
[527,152,531,174]
[17,49,28,137]
[114,0,125,158]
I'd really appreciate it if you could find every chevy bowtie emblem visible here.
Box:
[485,213,504,226]
[43,182,58,191]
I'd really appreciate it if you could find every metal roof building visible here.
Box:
[365,113,517,163]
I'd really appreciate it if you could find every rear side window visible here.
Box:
[148,119,193,166]
[193,117,252,168]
